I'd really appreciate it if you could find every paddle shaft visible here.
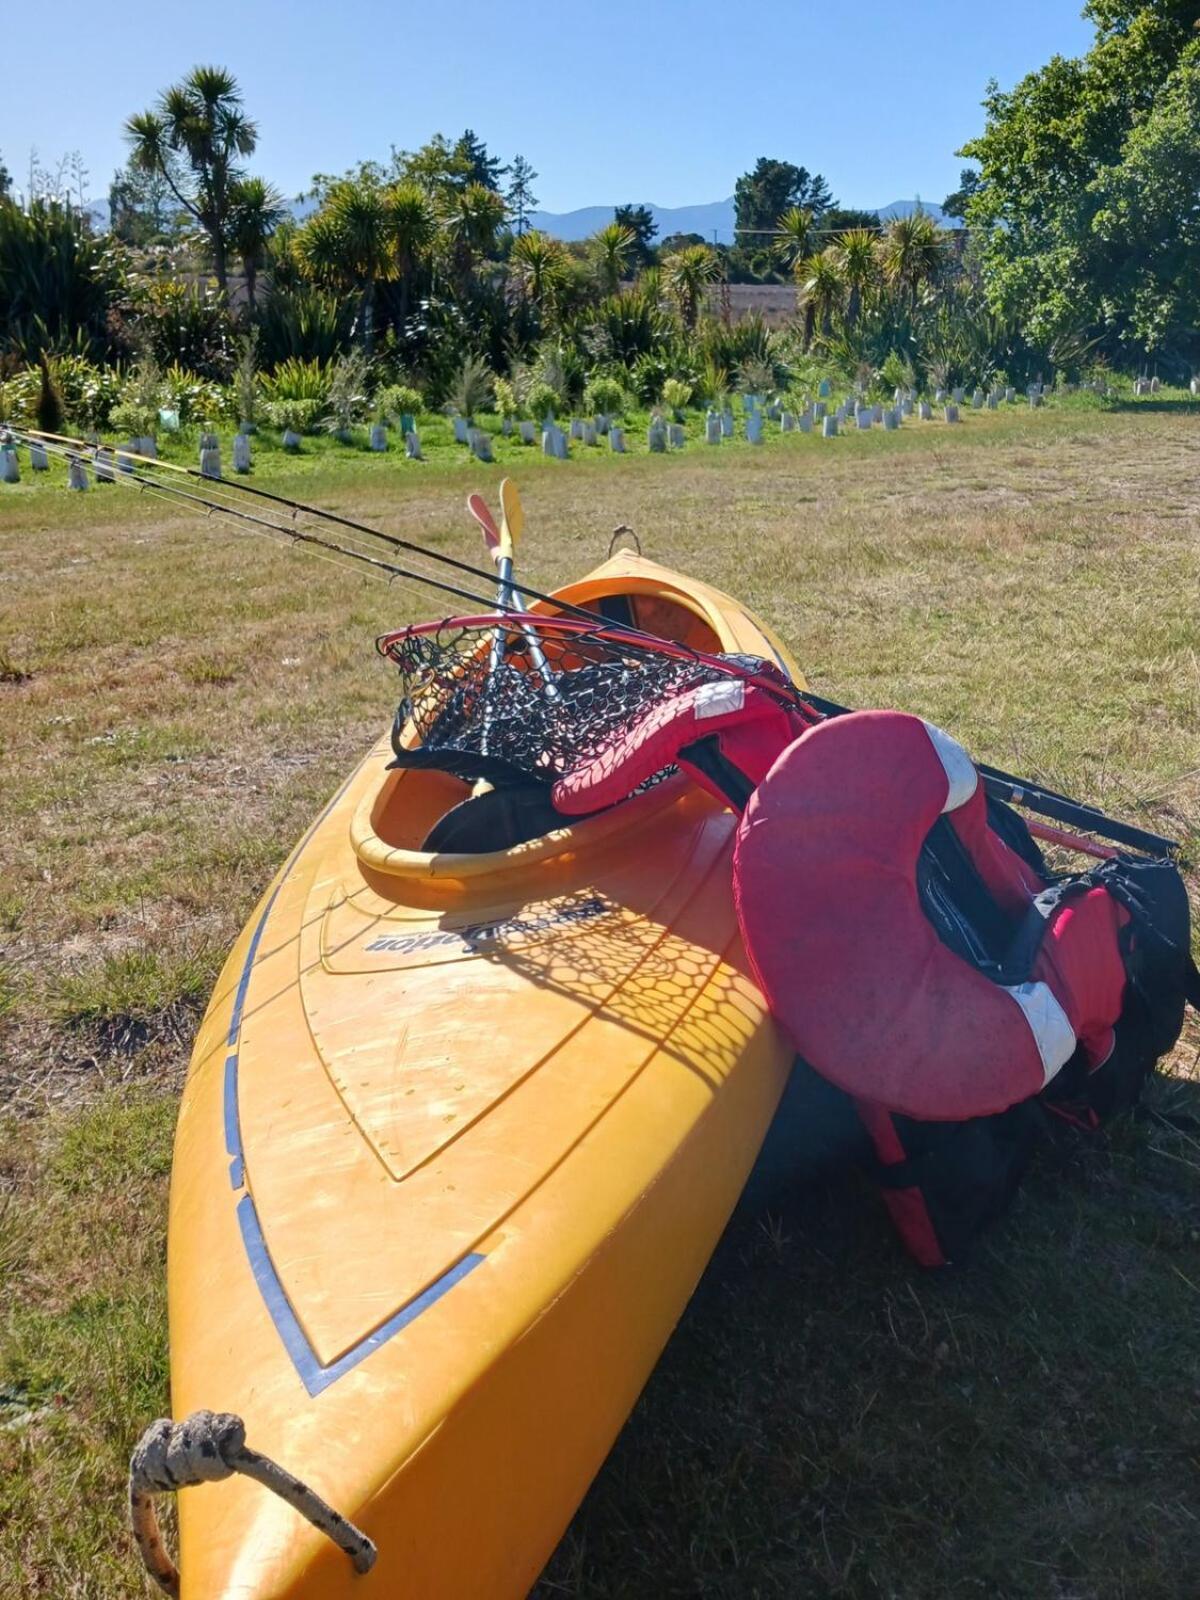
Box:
[801,692,1177,858]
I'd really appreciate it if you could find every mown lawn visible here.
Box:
[1,398,1198,1598]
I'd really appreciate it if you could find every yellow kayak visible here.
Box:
[168,550,803,1598]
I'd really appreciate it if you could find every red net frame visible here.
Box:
[376,611,814,787]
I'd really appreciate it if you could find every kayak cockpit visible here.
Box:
[353,573,745,870]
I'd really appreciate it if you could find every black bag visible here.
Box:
[1041,856,1200,1123]
[862,821,1198,1266]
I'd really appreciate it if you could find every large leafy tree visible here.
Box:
[125,65,258,294]
[734,158,835,249]
[941,167,981,220]
[506,155,538,234]
[961,0,1200,360]
[395,130,505,198]
[1087,44,1200,354]
[108,160,183,245]
[822,206,880,236]
[614,204,657,267]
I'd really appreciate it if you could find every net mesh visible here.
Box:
[380,617,767,786]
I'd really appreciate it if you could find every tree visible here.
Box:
[453,129,507,192]
[440,180,506,292]
[822,207,880,236]
[773,206,814,271]
[108,160,183,245]
[795,249,845,346]
[393,133,471,196]
[388,182,436,325]
[506,155,538,234]
[228,176,286,309]
[878,212,947,306]
[659,231,706,254]
[836,227,879,325]
[125,65,257,294]
[614,204,657,267]
[508,229,569,316]
[394,130,505,199]
[942,167,981,220]
[661,243,720,329]
[734,158,835,248]
[960,0,1200,358]
[1086,43,1200,354]
[298,179,398,346]
[588,221,636,296]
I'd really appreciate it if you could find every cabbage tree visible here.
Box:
[227,177,286,310]
[508,229,569,319]
[661,244,720,329]
[588,222,636,297]
[125,65,258,295]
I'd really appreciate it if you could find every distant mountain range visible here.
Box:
[84,194,958,243]
[527,197,959,244]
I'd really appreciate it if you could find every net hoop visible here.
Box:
[376,611,809,715]
[376,610,815,793]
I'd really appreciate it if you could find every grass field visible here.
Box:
[2,399,1199,1599]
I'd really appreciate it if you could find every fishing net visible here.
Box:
[378,615,780,787]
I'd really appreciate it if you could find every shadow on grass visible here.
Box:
[536,1066,1200,1600]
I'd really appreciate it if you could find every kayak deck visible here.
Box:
[169,554,802,1597]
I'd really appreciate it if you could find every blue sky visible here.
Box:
[2,1,1093,212]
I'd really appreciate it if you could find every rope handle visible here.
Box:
[129,1410,377,1596]
[608,523,642,558]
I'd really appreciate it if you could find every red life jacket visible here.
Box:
[731,710,1129,1122]
[556,683,1197,1265]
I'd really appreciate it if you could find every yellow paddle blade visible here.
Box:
[498,477,523,561]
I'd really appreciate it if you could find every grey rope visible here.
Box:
[129,1410,377,1596]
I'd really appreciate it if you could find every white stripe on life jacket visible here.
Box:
[1003,981,1077,1084]
[921,720,979,812]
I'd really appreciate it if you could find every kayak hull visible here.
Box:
[168,554,802,1597]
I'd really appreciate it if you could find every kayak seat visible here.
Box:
[417,668,801,852]
[421,779,578,853]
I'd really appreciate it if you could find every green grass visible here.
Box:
[51,941,218,1050]
[0,1094,174,1595]
[3,379,1196,496]
[1,396,1198,1597]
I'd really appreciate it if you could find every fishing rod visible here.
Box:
[14,427,668,640]
[6,428,500,613]
[8,428,1176,856]
[802,691,1179,858]
[9,429,818,720]
[10,427,825,724]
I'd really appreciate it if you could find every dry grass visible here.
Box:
[1,402,1198,1597]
